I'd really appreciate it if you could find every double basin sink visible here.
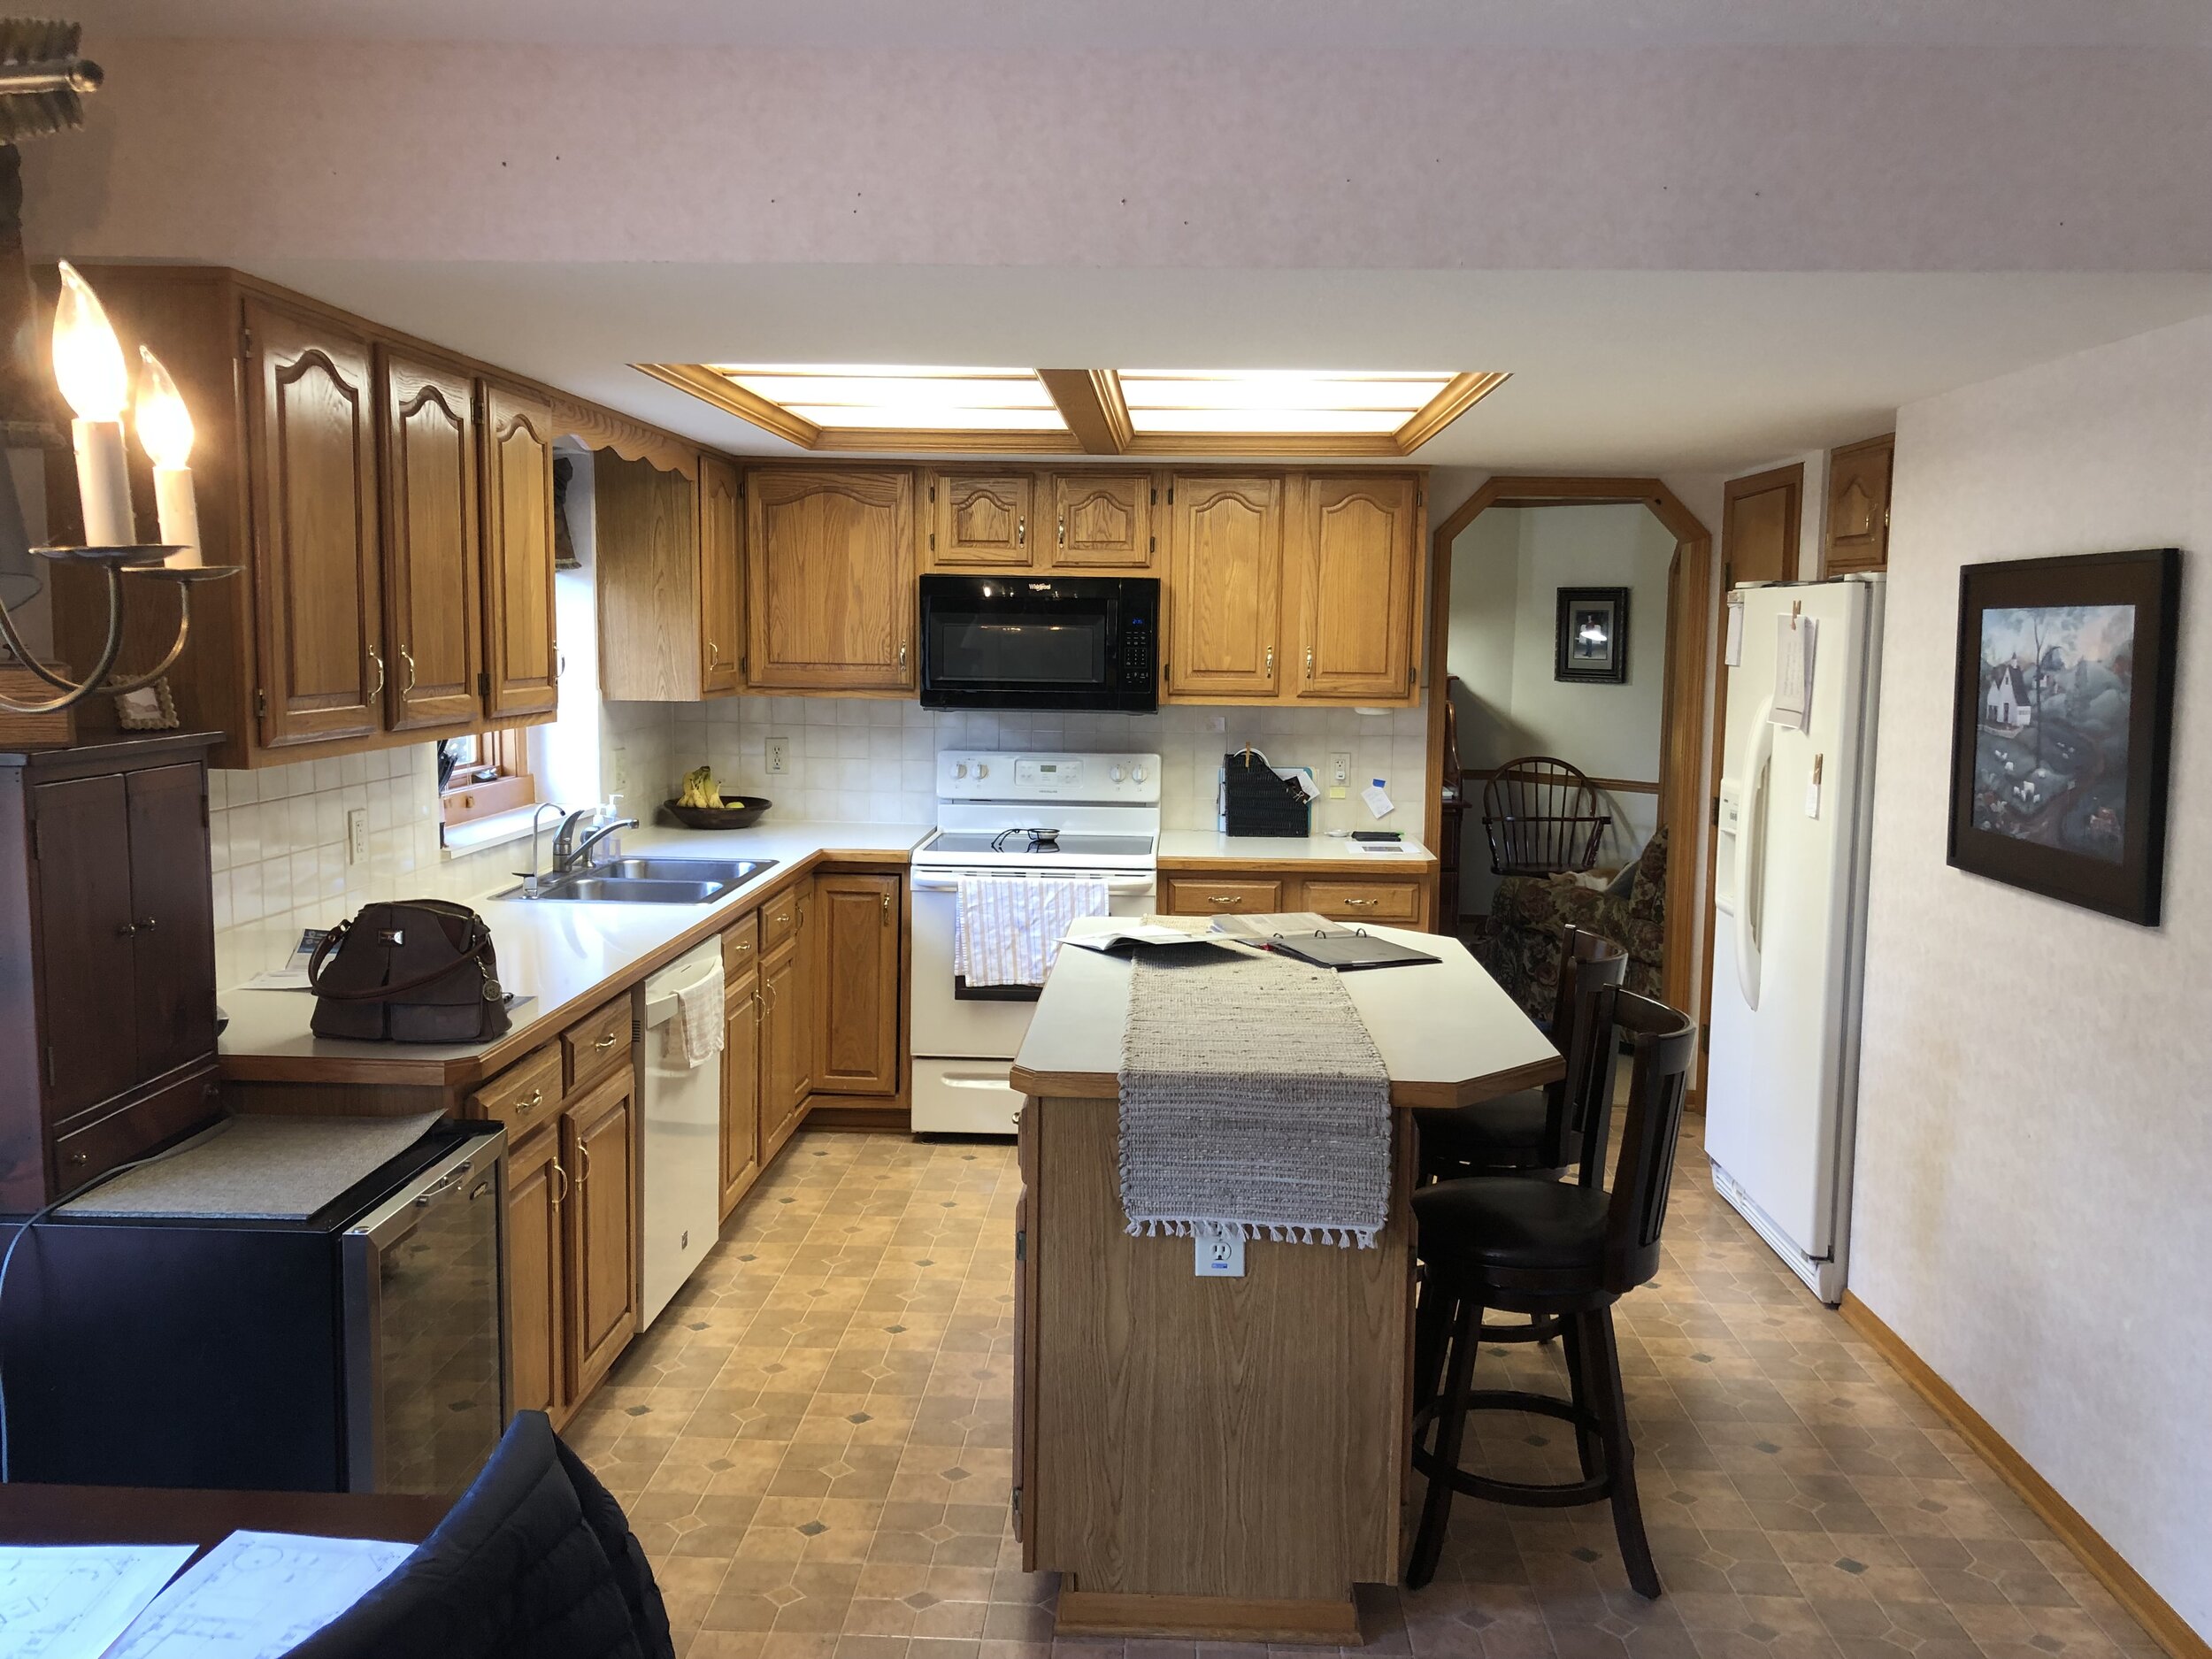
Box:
[501,857,776,906]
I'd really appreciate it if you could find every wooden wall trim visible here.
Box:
[1461,768,1661,795]
[1037,369,1133,455]
[1839,1293,2208,1659]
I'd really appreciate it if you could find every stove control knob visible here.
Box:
[975,762,990,780]
[1133,764,1148,783]
[953,761,968,780]
[1110,764,1125,782]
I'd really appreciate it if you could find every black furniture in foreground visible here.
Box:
[1405,990,1699,1597]
[1413,926,1627,1185]
[292,1409,676,1659]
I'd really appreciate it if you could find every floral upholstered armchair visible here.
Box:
[1479,826,1669,1022]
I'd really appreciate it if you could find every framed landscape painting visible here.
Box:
[1947,548,2181,926]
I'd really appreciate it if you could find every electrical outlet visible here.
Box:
[765,736,791,775]
[1328,750,1352,787]
[1194,1225,1246,1278]
[346,807,369,866]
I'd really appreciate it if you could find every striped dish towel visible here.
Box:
[954,873,1110,987]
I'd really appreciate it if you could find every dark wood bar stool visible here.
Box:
[1404,991,1699,1598]
[1413,926,1627,1185]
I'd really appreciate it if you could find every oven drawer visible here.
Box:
[1164,876,1284,915]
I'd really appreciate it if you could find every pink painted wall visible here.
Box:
[24,40,2212,272]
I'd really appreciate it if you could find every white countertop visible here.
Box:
[218,820,932,1085]
[1156,830,1436,866]
[1010,918,1556,1110]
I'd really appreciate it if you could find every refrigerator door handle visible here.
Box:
[1734,696,1776,1011]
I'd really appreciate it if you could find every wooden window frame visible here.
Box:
[441,729,538,828]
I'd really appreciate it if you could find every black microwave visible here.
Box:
[918,574,1158,712]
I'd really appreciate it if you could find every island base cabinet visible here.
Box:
[721,968,763,1220]
[504,1122,568,1423]
[567,1069,638,1404]
[1019,1094,1415,1642]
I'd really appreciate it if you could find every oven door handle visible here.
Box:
[911,872,1156,896]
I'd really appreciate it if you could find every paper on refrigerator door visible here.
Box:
[1724,594,1746,667]
[1770,613,1817,732]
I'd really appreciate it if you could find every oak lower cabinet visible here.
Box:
[50,265,562,768]
[566,1068,638,1401]
[746,469,916,692]
[759,935,811,1164]
[1164,474,1286,700]
[1159,866,1432,931]
[504,1121,569,1420]
[0,734,224,1213]
[721,963,763,1220]
[813,873,902,1096]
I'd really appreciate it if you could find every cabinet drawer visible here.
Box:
[760,887,803,952]
[1164,876,1284,915]
[1300,879,1422,923]
[721,910,760,978]
[471,1044,564,1136]
[51,1064,220,1196]
[562,997,633,1091]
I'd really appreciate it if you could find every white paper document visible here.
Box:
[1061,922,1239,955]
[1361,780,1394,818]
[104,1531,413,1659]
[1724,595,1746,667]
[0,1544,194,1659]
[1770,613,1817,732]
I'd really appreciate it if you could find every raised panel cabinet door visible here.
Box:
[29,774,138,1120]
[788,879,816,1110]
[1295,473,1420,701]
[928,472,1035,569]
[380,350,482,731]
[595,455,703,701]
[1824,434,1893,574]
[1165,474,1283,699]
[700,454,745,695]
[243,297,383,747]
[1048,471,1153,569]
[480,382,560,720]
[760,940,803,1150]
[124,763,216,1082]
[565,1070,637,1399]
[721,973,762,1217]
[813,874,900,1096]
[744,469,916,690]
[504,1123,568,1421]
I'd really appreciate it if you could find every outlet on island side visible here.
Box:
[1194,1225,1245,1278]
[765,736,791,776]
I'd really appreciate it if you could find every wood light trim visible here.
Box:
[1394,371,1512,452]
[634,363,1082,456]
[1037,368,1134,454]
[1423,476,1712,1025]
[1839,1294,2208,1659]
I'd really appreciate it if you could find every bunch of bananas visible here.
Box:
[677,765,723,809]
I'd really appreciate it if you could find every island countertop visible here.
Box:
[1155,829,1436,868]
[1009,918,1558,1109]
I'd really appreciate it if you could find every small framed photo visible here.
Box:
[1947,548,2180,926]
[1555,587,1629,684]
[113,675,180,731]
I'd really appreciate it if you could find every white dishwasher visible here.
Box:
[640,940,724,1328]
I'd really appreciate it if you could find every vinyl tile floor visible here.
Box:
[565,1126,2162,1659]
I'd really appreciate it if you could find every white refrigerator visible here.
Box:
[1707,574,1885,1305]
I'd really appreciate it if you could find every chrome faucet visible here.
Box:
[554,809,639,875]
[514,802,568,898]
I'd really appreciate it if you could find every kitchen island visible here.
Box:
[1006,920,1559,1644]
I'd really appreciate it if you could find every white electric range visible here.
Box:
[909,751,1161,1134]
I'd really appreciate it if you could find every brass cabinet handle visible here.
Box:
[1344,897,1378,909]
[400,645,417,694]
[1209,894,1243,906]
[1057,514,1065,546]
[1017,516,1025,547]
[368,648,385,698]
[898,642,909,672]
[706,639,724,668]
[752,990,764,1017]
[594,1031,618,1051]
[517,1087,541,1116]
[880,889,891,917]
[550,1160,570,1205]
[1264,645,1273,676]
[1305,646,1314,679]
[577,1144,590,1188]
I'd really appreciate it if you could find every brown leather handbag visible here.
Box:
[308,899,513,1044]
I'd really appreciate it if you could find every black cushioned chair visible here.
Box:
[289,1409,676,1659]
[1413,925,1627,1185]
[1405,990,1697,1598]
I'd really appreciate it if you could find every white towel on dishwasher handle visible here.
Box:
[955,873,1111,988]
[664,962,726,1068]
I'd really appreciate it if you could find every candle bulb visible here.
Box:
[135,346,199,568]
[51,260,135,548]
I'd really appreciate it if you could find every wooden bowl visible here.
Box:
[663,796,772,830]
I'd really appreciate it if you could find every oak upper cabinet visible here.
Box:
[479,382,561,721]
[721,964,763,1218]
[378,349,481,732]
[594,452,703,701]
[699,455,745,695]
[1293,472,1423,701]
[927,472,1035,570]
[1824,434,1893,575]
[1164,474,1284,699]
[745,468,916,692]
[1049,470,1154,569]
[565,1067,637,1402]
[243,296,384,749]
[813,873,901,1097]
[504,1123,568,1422]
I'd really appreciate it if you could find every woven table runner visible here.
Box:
[1117,947,1391,1248]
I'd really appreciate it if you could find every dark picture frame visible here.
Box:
[1555,587,1629,683]
[1947,548,2180,926]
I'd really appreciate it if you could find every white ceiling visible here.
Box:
[241,261,2212,472]
[65,0,2212,48]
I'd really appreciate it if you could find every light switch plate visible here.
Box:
[765,736,790,775]
[345,807,369,865]
[1194,1225,1245,1278]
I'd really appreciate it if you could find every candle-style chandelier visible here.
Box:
[0,259,235,715]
